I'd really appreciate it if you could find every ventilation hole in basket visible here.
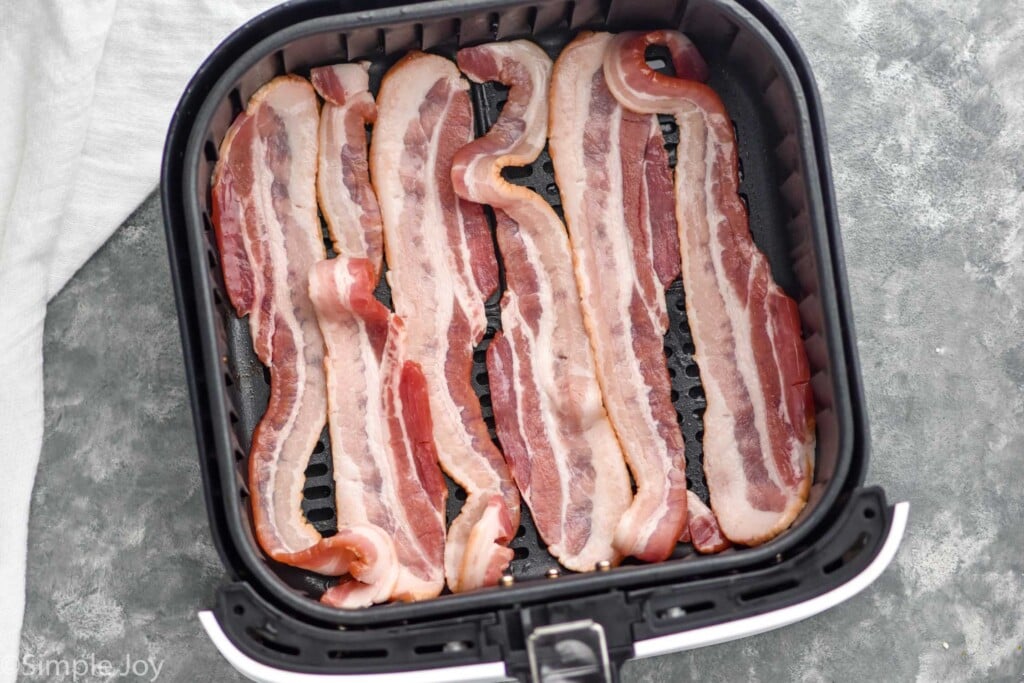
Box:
[738,192,749,213]
[542,160,553,174]
[305,462,328,478]
[238,487,249,502]
[323,235,334,254]
[666,147,677,167]
[664,345,674,357]
[688,385,705,400]
[516,525,526,538]
[502,165,533,180]
[313,441,326,454]
[480,394,492,409]
[475,372,489,385]
[229,89,244,118]
[823,532,869,574]
[304,486,332,500]
[737,156,745,182]
[213,287,224,307]
[644,44,672,73]
[454,486,467,502]
[739,579,798,603]
[561,1,574,26]
[670,388,680,402]
[694,429,704,441]
[376,28,386,54]
[229,410,239,425]
[328,648,388,660]
[207,249,219,272]
[307,508,334,523]
[545,183,558,196]
[513,546,529,560]
[684,364,700,378]
[202,212,214,233]
[248,629,300,657]
[655,600,714,620]
[488,12,500,38]
[204,140,218,163]
[233,605,245,616]
[415,641,474,655]
[224,372,234,387]
[473,349,487,364]
[692,407,705,420]
[668,366,677,378]
[682,342,695,355]
[262,366,272,385]
[731,119,740,139]
[674,297,686,312]
[864,507,876,519]
[660,120,675,135]
[676,411,684,425]
[234,449,245,462]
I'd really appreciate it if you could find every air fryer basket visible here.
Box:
[161,0,902,679]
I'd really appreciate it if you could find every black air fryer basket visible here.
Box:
[161,0,907,680]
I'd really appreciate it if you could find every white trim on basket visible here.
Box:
[201,501,908,681]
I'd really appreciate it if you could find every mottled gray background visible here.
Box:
[20,0,1023,681]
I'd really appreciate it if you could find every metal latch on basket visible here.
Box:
[526,620,612,683]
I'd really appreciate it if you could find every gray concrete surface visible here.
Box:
[20,0,1024,680]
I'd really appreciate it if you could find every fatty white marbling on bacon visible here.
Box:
[300,258,446,607]
[211,75,330,567]
[371,52,520,592]
[311,63,384,276]
[549,32,689,562]
[451,40,632,571]
[605,30,815,546]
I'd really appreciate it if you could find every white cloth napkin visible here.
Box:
[0,1,278,677]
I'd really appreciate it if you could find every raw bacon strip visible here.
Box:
[549,32,687,562]
[371,52,519,592]
[280,524,399,608]
[311,63,384,276]
[682,491,732,554]
[211,76,329,566]
[452,41,632,571]
[605,31,815,546]
[300,258,446,606]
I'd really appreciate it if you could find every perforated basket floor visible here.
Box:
[218,30,804,600]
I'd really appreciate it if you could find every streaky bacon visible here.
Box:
[291,258,446,607]
[682,491,732,554]
[604,30,815,546]
[549,32,687,562]
[452,40,632,571]
[371,52,519,592]
[211,75,330,567]
[311,63,384,277]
